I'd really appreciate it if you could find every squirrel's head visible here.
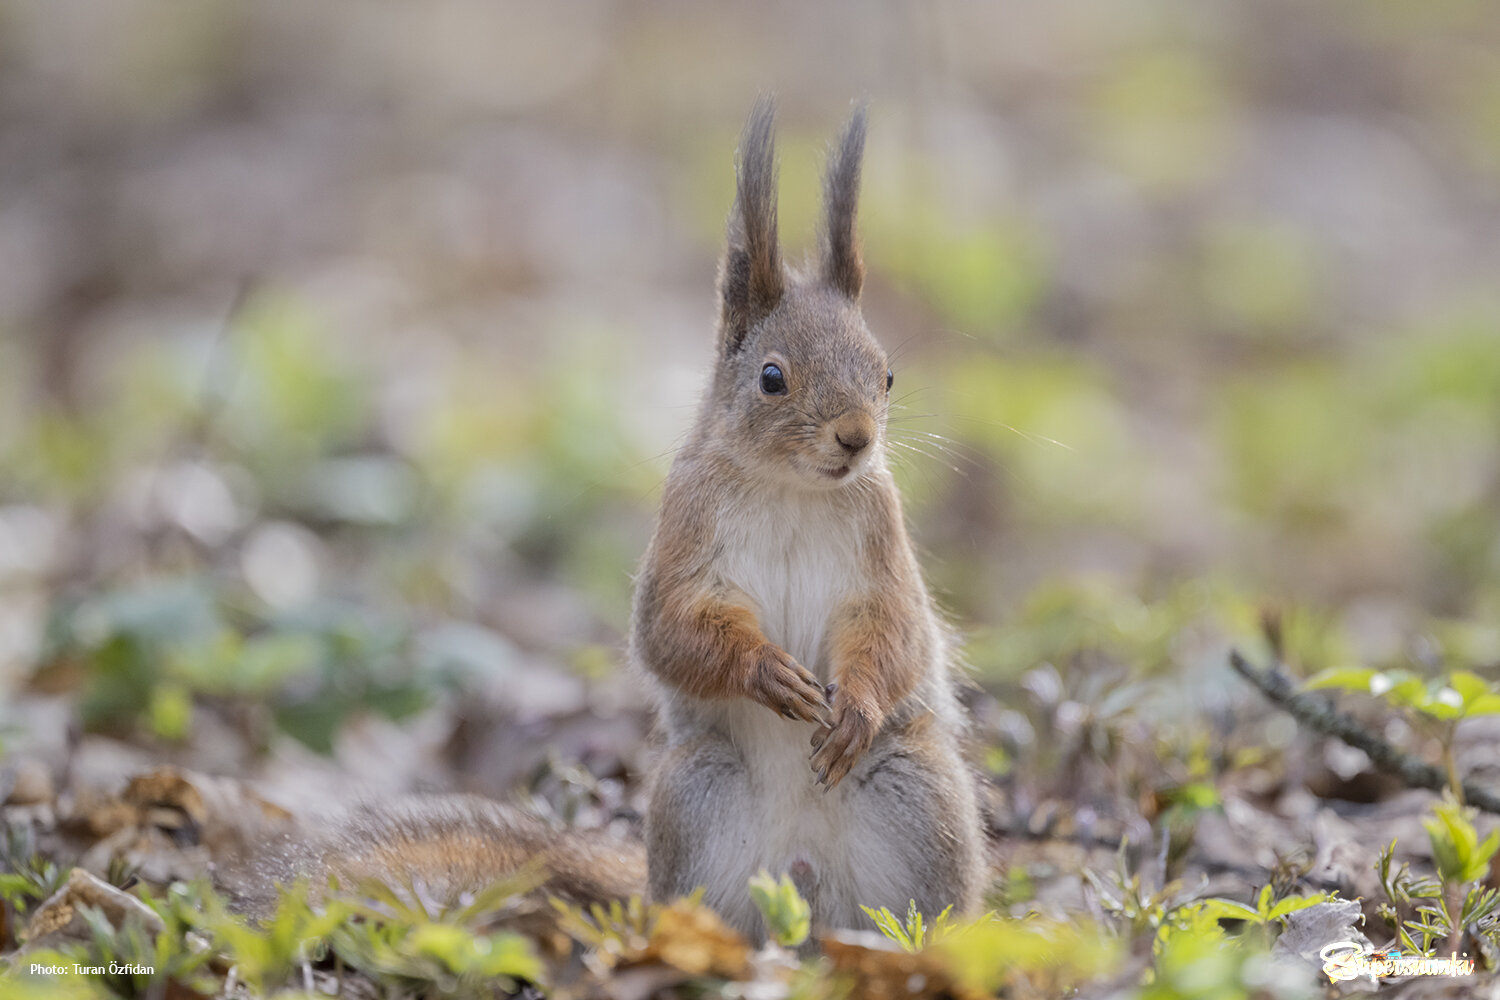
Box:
[707,97,891,492]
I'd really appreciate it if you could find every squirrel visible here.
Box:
[227,98,983,944]
[630,96,982,940]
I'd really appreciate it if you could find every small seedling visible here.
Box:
[749,871,811,948]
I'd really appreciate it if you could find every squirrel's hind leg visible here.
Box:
[645,736,768,942]
[832,733,984,929]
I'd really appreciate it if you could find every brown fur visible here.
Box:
[720,95,785,355]
[633,470,828,719]
[224,796,645,918]
[632,99,983,940]
[820,104,866,299]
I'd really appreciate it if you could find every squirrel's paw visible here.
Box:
[809,699,877,789]
[747,644,829,723]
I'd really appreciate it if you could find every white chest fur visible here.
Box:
[714,489,863,679]
[694,487,913,922]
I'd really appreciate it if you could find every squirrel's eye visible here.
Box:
[760,364,788,396]
[885,369,894,393]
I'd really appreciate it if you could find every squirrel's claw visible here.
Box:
[809,701,876,789]
[748,643,830,723]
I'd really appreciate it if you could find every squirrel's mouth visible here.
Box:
[823,464,852,480]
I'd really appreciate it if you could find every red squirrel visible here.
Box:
[630,97,982,939]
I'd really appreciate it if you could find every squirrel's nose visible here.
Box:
[836,429,870,455]
[833,414,875,457]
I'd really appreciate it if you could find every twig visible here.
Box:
[1228,648,1500,815]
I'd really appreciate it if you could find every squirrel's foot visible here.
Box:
[809,699,877,789]
[747,643,829,723]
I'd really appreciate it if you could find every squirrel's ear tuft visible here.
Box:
[719,95,784,355]
[820,103,866,301]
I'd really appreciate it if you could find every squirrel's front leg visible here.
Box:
[810,595,925,788]
[637,583,829,723]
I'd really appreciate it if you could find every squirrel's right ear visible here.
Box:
[820,103,867,300]
[718,96,784,356]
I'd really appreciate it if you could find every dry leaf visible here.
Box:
[635,900,752,980]
[821,929,983,1000]
[20,867,163,953]
[126,766,293,842]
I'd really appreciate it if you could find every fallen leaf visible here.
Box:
[636,900,751,980]
[20,867,163,953]
[821,928,982,1000]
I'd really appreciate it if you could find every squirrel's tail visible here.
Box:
[221,794,646,917]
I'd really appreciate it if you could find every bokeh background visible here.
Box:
[2,1,1498,812]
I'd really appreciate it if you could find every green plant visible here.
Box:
[1377,798,1500,957]
[1,881,221,998]
[0,825,68,919]
[548,890,707,979]
[187,881,348,996]
[1307,667,1500,804]
[860,899,955,953]
[750,871,812,948]
[1087,841,1334,968]
[932,911,1120,996]
[330,871,545,997]
[41,580,438,753]
[332,915,541,997]
[1188,884,1333,947]
[1140,915,1316,1000]
[71,900,217,998]
[550,894,653,955]
[1425,796,1500,885]
[1084,844,1207,941]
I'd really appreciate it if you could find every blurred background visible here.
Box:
[1,1,1498,811]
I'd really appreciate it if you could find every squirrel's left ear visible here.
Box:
[719,96,784,357]
[820,103,867,301]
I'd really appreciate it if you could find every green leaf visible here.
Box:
[1374,671,1428,708]
[748,871,811,948]
[272,700,347,755]
[1447,671,1491,703]
[1424,798,1500,885]
[1266,892,1333,921]
[1463,693,1500,717]
[235,632,324,692]
[1445,671,1500,717]
[933,914,1120,994]
[1304,667,1379,693]
[860,904,916,951]
[147,683,193,742]
[1195,898,1260,924]
[1159,780,1221,814]
[0,872,43,910]
[1420,689,1465,720]
[409,922,475,968]
[400,921,540,982]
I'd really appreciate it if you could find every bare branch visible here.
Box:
[1228,649,1500,815]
